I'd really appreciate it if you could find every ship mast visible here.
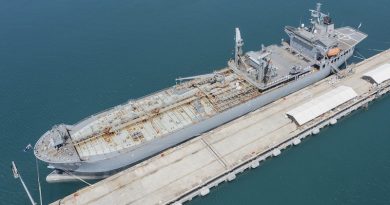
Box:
[316,3,322,23]
[310,3,322,30]
[235,28,244,66]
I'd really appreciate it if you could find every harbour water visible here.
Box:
[0,0,389,204]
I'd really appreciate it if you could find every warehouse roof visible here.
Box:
[286,86,358,125]
[363,63,390,84]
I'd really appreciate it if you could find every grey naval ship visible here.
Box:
[34,3,367,180]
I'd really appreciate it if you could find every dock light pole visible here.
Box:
[11,161,37,205]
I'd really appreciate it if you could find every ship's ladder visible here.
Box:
[330,64,346,78]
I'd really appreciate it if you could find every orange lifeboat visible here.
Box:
[327,47,341,57]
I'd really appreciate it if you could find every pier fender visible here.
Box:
[200,187,210,196]
[227,173,236,181]
[312,128,320,135]
[272,149,281,157]
[330,118,337,125]
[251,160,260,169]
[293,138,301,146]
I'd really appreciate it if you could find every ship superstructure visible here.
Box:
[34,3,366,177]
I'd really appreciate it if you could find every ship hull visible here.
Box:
[48,60,348,174]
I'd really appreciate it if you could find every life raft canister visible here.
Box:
[327,47,341,57]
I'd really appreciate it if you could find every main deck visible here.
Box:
[72,70,263,160]
[35,68,264,163]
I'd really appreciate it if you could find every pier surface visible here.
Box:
[52,50,390,205]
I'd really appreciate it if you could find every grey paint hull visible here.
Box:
[49,64,338,173]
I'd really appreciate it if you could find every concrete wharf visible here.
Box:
[51,50,390,205]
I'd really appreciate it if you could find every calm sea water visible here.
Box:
[1,0,390,204]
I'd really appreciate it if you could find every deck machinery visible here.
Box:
[34,3,367,181]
